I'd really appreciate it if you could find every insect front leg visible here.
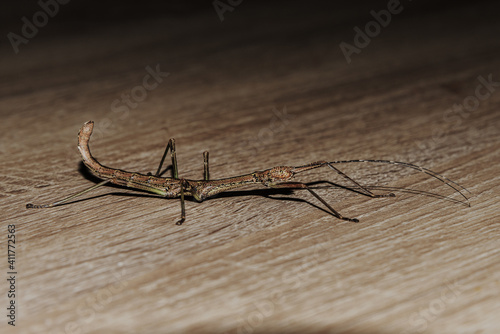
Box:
[269,181,359,222]
[325,163,395,198]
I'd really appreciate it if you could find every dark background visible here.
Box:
[3,0,499,62]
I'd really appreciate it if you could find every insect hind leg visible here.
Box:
[151,138,179,178]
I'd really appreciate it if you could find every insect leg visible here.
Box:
[26,180,111,209]
[326,163,395,198]
[203,151,209,181]
[176,180,186,225]
[270,181,359,222]
[154,138,179,178]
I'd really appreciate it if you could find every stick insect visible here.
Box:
[26,121,470,225]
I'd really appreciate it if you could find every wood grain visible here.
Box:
[1,1,499,333]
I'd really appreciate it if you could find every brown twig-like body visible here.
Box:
[26,121,470,225]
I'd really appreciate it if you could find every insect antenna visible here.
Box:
[328,159,470,206]
[309,182,468,207]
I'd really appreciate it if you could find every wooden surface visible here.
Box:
[2,1,500,333]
